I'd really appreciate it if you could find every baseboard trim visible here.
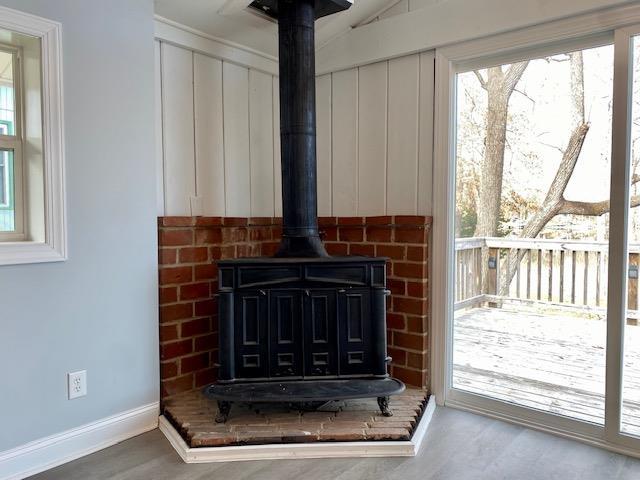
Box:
[0,402,159,480]
[160,396,435,463]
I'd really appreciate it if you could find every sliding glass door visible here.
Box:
[436,17,640,453]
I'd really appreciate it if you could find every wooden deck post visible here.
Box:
[487,247,499,307]
[628,252,639,326]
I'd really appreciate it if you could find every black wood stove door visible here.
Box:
[338,289,372,376]
[234,291,268,379]
[269,290,303,378]
[304,289,338,377]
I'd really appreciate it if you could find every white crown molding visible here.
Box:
[316,0,637,74]
[0,402,159,480]
[0,5,67,266]
[154,15,278,76]
[160,396,436,463]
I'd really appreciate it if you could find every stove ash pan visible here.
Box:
[205,256,405,423]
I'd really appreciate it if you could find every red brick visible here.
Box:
[386,312,405,330]
[387,278,406,296]
[180,282,210,301]
[194,333,218,352]
[195,228,223,245]
[159,229,193,247]
[161,374,193,397]
[160,324,179,342]
[181,317,211,338]
[160,303,193,323]
[337,217,364,225]
[195,367,217,387]
[320,226,337,241]
[392,366,425,388]
[161,339,193,360]
[261,242,280,256]
[365,427,410,441]
[195,299,216,317]
[237,244,260,257]
[248,217,273,226]
[161,360,178,378]
[394,226,426,244]
[159,286,178,305]
[366,226,392,242]
[271,226,282,239]
[159,248,177,265]
[407,352,427,370]
[220,245,236,259]
[393,215,429,225]
[195,264,218,281]
[179,247,208,263]
[318,217,337,227]
[376,244,405,260]
[180,352,210,374]
[195,217,223,226]
[394,262,425,279]
[209,246,222,259]
[161,217,194,227]
[325,243,349,256]
[393,332,427,351]
[339,226,364,242]
[223,217,248,226]
[387,347,407,366]
[407,246,428,262]
[349,243,375,256]
[249,226,272,242]
[222,227,248,243]
[407,315,427,333]
[159,266,192,285]
[394,297,427,315]
[407,281,428,298]
[365,216,393,225]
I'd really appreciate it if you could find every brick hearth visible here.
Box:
[164,388,428,447]
[158,216,432,401]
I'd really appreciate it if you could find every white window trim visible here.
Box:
[0,5,66,266]
[432,3,640,458]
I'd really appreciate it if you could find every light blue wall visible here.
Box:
[0,0,158,451]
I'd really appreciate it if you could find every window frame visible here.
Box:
[0,5,66,266]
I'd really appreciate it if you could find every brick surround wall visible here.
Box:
[158,216,432,401]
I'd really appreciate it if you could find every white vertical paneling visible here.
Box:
[194,53,225,216]
[418,51,435,215]
[249,69,275,217]
[161,44,195,216]
[387,55,419,214]
[154,41,165,216]
[273,77,282,217]
[222,62,251,216]
[316,74,332,217]
[357,62,387,216]
[331,69,358,216]
[379,0,409,20]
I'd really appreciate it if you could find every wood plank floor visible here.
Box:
[29,407,640,479]
[454,305,640,435]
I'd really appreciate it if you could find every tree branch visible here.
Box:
[504,61,529,93]
[473,70,487,90]
[559,195,640,216]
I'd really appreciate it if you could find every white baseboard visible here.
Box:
[0,402,159,480]
[160,396,436,463]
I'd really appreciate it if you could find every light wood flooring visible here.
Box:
[30,406,640,480]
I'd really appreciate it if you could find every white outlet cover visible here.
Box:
[67,370,87,399]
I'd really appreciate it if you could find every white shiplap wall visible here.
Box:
[155,38,434,217]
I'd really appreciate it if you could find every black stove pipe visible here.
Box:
[274,0,328,258]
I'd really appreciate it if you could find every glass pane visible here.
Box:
[453,44,613,425]
[0,149,15,232]
[0,50,15,135]
[621,34,640,437]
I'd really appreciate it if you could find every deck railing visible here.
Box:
[455,237,640,318]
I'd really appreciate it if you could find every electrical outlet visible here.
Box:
[67,370,87,399]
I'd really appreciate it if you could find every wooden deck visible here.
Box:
[453,305,640,436]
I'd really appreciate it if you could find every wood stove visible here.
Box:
[204,0,404,423]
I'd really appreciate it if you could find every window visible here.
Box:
[0,5,66,265]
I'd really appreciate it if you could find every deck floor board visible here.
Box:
[453,305,640,436]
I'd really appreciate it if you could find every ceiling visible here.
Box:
[153,0,403,58]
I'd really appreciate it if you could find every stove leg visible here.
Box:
[377,396,392,417]
[215,400,231,423]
